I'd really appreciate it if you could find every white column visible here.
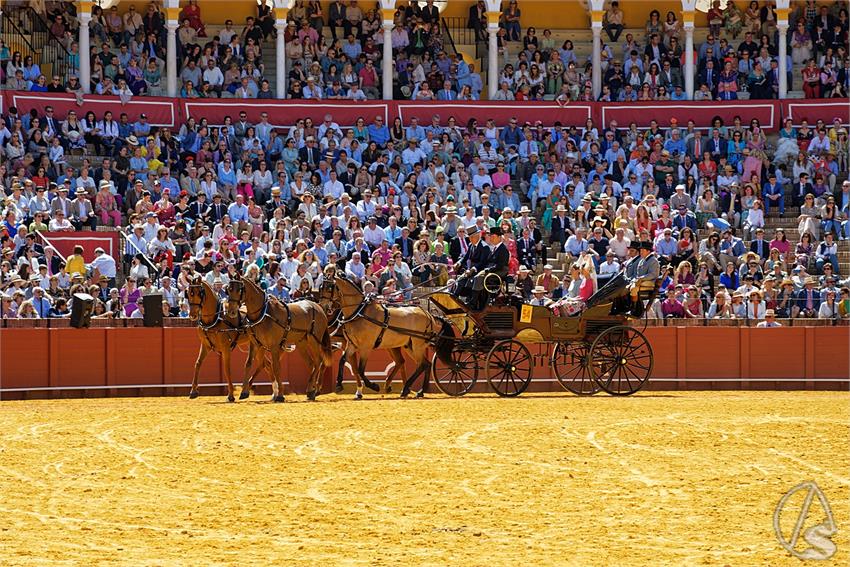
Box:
[166,20,178,97]
[591,24,602,99]
[684,23,695,100]
[382,21,393,100]
[487,22,499,98]
[79,18,91,93]
[276,20,287,99]
[778,22,789,98]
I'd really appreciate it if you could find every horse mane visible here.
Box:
[334,272,363,295]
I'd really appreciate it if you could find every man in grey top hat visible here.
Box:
[630,241,660,303]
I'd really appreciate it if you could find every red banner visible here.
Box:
[9,92,178,127]
[180,99,392,128]
[37,231,121,263]
[598,101,781,130]
[3,90,846,132]
[395,101,594,128]
[780,100,850,126]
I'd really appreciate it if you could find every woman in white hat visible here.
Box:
[551,252,598,316]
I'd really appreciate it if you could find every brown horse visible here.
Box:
[225,273,332,402]
[319,274,454,399]
[186,276,268,402]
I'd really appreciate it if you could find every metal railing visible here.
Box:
[118,228,161,284]
[1,6,72,83]
[1,11,39,84]
[440,17,459,60]
[442,16,481,47]
[22,5,72,81]
[34,231,70,265]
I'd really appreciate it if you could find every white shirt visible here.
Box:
[90,254,117,278]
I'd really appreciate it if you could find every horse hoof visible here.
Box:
[364,380,380,393]
[227,395,236,403]
[384,385,393,394]
[188,391,199,399]
[400,387,410,398]
[273,395,285,403]
[415,391,425,399]
[239,391,250,400]
[335,383,344,394]
[354,392,363,400]
[306,391,317,401]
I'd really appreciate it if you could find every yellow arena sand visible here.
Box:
[0,391,847,566]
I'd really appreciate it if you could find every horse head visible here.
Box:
[225,274,245,320]
[317,275,340,315]
[186,275,207,322]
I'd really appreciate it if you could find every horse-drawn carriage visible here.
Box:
[426,272,659,397]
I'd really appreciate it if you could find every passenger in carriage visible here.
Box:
[623,240,642,279]
[550,252,597,316]
[529,286,552,307]
[629,241,661,302]
[468,226,510,310]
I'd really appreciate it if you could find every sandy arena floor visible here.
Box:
[0,391,847,566]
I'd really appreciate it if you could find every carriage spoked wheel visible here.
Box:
[588,326,653,396]
[431,350,480,396]
[551,341,599,396]
[486,339,533,397]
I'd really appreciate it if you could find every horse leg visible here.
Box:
[354,355,369,400]
[221,348,235,403]
[189,343,209,399]
[384,348,406,394]
[239,342,262,400]
[335,351,347,393]
[403,341,430,398]
[270,348,285,403]
[303,341,321,401]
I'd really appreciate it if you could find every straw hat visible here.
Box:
[532,285,546,294]
[764,309,776,317]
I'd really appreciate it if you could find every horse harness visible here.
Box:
[236,280,320,351]
[189,283,243,350]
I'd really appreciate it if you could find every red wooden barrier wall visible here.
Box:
[0,326,846,399]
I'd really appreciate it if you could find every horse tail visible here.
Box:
[320,327,333,370]
[433,318,456,367]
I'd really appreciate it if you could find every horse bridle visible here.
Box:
[187,281,222,330]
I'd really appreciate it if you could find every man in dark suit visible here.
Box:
[449,226,469,263]
[265,187,287,219]
[207,194,227,225]
[455,226,490,301]
[659,60,683,90]
[707,128,727,160]
[685,130,705,163]
[299,137,320,169]
[470,226,510,309]
[698,59,719,97]
[395,227,415,262]
[186,192,210,225]
[550,204,572,251]
[793,277,821,318]
[516,229,537,270]
[467,0,486,42]
[749,228,770,260]
[794,172,814,207]
[672,205,698,233]
[643,34,668,65]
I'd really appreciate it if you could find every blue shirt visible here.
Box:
[227,202,249,222]
[368,124,390,145]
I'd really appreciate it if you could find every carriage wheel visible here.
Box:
[431,350,480,396]
[589,326,653,396]
[551,341,599,396]
[486,340,533,397]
